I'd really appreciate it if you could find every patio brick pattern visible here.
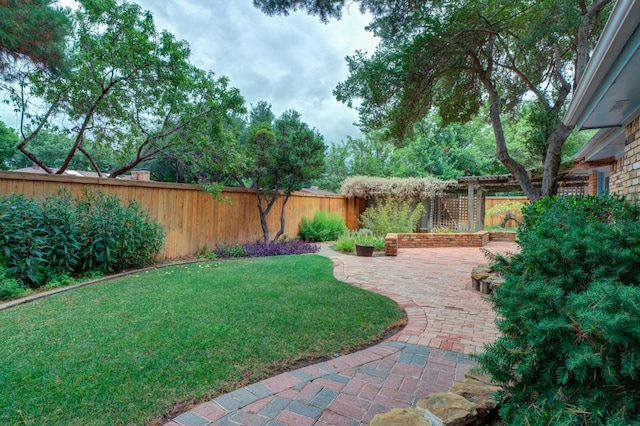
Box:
[165,241,517,426]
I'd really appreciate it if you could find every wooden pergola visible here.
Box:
[457,172,589,232]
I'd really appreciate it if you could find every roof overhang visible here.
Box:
[571,127,626,163]
[563,0,640,129]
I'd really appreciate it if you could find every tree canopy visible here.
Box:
[0,0,70,74]
[2,0,244,178]
[313,104,596,193]
[243,102,326,242]
[254,0,614,200]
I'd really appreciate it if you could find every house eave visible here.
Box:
[563,0,640,129]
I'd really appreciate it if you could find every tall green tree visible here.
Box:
[244,103,326,242]
[0,0,70,74]
[3,128,118,171]
[3,0,244,178]
[314,109,537,191]
[0,120,19,169]
[254,0,613,200]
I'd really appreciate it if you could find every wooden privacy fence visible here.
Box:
[0,172,366,260]
[0,172,526,260]
[484,196,528,228]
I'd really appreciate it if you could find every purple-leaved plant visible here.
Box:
[243,240,320,257]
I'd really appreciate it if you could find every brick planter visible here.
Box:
[488,231,517,242]
[384,231,490,256]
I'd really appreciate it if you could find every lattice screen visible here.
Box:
[557,184,588,196]
[429,194,468,231]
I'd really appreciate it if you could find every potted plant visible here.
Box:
[354,229,376,257]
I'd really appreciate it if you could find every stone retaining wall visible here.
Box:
[385,231,490,256]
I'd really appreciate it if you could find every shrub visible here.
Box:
[75,190,164,272]
[0,276,25,300]
[0,194,53,285]
[431,226,455,233]
[334,235,356,252]
[476,195,640,425]
[0,190,165,288]
[359,199,424,236]
[213,243,249,259]
[298,210,347,242]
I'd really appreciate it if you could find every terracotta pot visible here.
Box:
[355,244,375,257]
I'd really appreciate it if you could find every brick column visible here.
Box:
[385,234,398,256]
[588,172,598,196]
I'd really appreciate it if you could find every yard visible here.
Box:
[0,255,405,425]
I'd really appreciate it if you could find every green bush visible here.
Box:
[298,210,347,242]
[0,190,164,288]
[359,199,424,236]
[75,190,164,273]
[0,276,25,300]
[476,195,640,425]
[213,243,249,258]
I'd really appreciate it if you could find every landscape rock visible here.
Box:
[449,380,501,416]
[486,275,504,290]
[470,264,492,281]
[417,393,477,426]
[370,407,433,426]
[464,371,497,386]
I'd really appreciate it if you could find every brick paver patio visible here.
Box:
[165,241,517,426]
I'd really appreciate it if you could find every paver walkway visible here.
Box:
[165,242,517,426]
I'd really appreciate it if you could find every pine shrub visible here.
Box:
[298,210,347,242]
[477,195,640,425]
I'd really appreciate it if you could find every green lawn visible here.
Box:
[0,255,404,425]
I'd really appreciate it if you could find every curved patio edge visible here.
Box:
[164,243,517,425]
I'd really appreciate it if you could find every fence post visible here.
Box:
[476,188,486,231]
[467,184,475,232]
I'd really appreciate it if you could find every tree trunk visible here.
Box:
[57,86,113,174]
[254,183,280,243]
[541,124,574,197]
[273,192,292,242]
[482,75,542,201]
[17,97,59,174]
[575,0,613,86]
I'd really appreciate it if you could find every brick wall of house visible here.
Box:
[610,116,640,196]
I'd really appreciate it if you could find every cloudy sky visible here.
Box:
[1,0,379,144]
